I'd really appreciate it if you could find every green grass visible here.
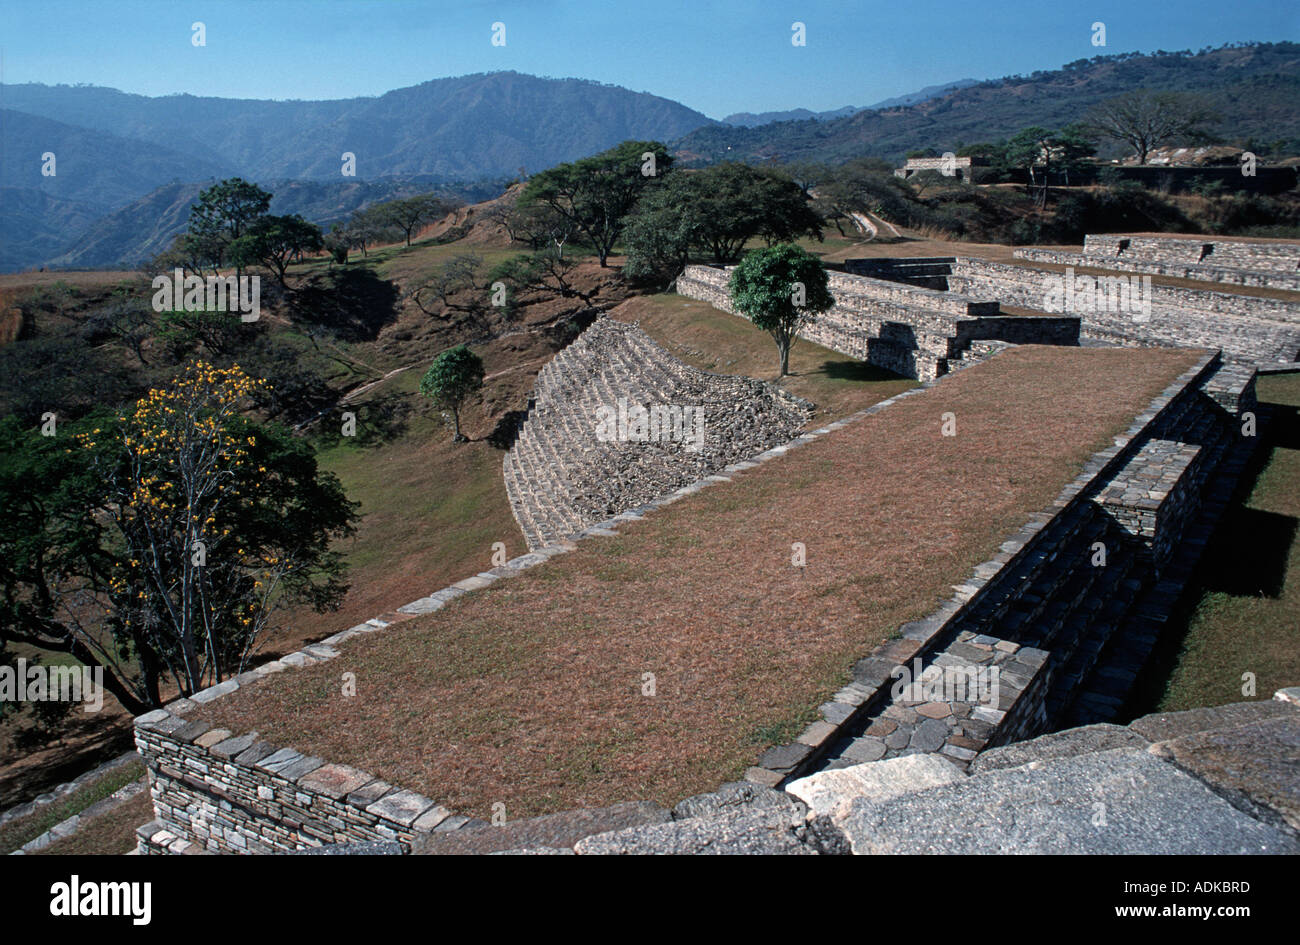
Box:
[0,758,144,854]
[1148,373,1300,711]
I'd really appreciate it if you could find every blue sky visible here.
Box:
[1,0,1296,118]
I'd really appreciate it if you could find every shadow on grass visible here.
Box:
[289,266,401,342]
[814,358,907,383]
[1123,399,1298,717]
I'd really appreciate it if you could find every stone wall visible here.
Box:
[675,264,1078,381]
[134,704,467,854]
[503,317,812,549]
[759,351,1262,784]
[947,256,1300,364]
[132,342,1261,854]
[842,257,955,289]
[1085,234,1299,274]
[1014,246,1300,291]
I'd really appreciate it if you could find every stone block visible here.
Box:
[835,748,1298,854]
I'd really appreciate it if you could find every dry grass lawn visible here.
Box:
[201,344,1201,819]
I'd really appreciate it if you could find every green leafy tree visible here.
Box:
[623,163,823,285]
[185,178,273,274]
[520,140,673,266]
[419,345,485,442]
[345,205,402,255]
[377,194,459,247]
[229,214,325,285]
[728,244,834,377]
[0,363,357,712]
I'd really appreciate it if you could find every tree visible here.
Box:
[622,163,824,285]
[412,253,491,327]
[505,202,580,257]
[728,244,834,377]
[185,178,273,273]
[1085,91,1218,165]
[808,158,916,235]
[0,363,357,711]
[419,345,484,442]
[229,214,324,285]
[1006,126,1057,207]
[324,223,350,266]
[520,140,673,266]
[344,205,401,255]
[377,194,458,247]
[84,286,153,366]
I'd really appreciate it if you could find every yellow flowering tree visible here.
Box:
[0,361,357,711]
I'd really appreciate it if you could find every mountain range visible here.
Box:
[4,43,1298,273]
[720,79,979,127]
[678,43,1300,166]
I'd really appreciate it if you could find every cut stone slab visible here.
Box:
[365,789,436,827]
[971,723,1150,773]
[1129,700,1295,742]
[1149,716,1300,833]
[295,763,374,801]
[786,754,966,820]
[574,805,826,855]
[836,748,1300,855]
[671,782,797,821]
[414,801,669,855]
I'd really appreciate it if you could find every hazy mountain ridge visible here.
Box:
[677,44,1300,166]
[2,72,715,182]
[721,79,979,127]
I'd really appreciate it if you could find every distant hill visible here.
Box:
[3,72,715,183]
[722,106,860,127]
[0,187,101,271]
[0,108,234,212]
[3,71,716,271]
[720,80,978,128]
[676,43,1300,166]
[865,79,979,110]
[45,176,512,271]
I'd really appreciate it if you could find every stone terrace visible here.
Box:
[193,345,1201,823]
[676,264,1078,381]
[946,255,1300,364]
[503,317,811,550]
[1015,233,1300,291]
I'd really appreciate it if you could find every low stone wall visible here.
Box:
[768,351,1261,783]
[949,256,1300,363]
[1014,246,1300,292]
[504,317,812,549]
[134,704,467,854]
[1085,233,1300,274]
[951,256,1300,324]
[676,264,1078,381]
[841,257,955,289]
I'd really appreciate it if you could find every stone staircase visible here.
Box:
[503,317,812,550]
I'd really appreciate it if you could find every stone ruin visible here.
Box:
[127,232,1300,855]
[503,317,811,549]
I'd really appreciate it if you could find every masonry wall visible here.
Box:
[676,264,1078,381]
[1014,247,1300,291]
[948,256,1300,363]
[1085,234,1300,274]
[134,707,455,854]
